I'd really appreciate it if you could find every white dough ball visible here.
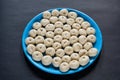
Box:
[79,49,88,56]
[70,29,79,36]
[51,9,59,16]
[73,43,82,52]
[88,48,98,57]
[54,35,63,42]
[70,53,79,60]
[27,44,36,55]
[46,47,55,56]
[64,46,73,55]
[35,36,44,44]
[62,55,71,63]
[40,19,50,26]
[67,18,75,25]
[52,42,61,50]
[81,21,90,29]
[87,35,96,43]
[46,31,54,38]
[49,16,58,23]
[54,28,63,35]
[68,12,77,19]
[63,24,71,31]
[59,9,68,16]
[32,51,43,61]
[83,42,93,50]
[52,57,62,67]
[79,55,90,66]
[45,24,55,31]
[62,31,71,39]
[56,49,65,57]
[59,16,67,23]
[79,29,87,36]
[43,11,51,19]
[75,17,84,24]
[44,38,53,47]
[61,39,70,48]
[86,27,95,35]
[33,22,41,29]
[55,21,63,28]
[69,36,78,44]
[37,28,46,36]
[79,35,87,45]
[29,29,37,37]
[59,62,69,72]
[36,44,46,53]
[25,37,35,45]
[72,23,81,29]
[42,55,52,66]
[69,60,80,69]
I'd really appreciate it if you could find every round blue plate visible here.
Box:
[22,8,102,75]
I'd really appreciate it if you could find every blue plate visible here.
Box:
[22,8,103,75]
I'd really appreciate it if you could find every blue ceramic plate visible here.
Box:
[22,8,102,75]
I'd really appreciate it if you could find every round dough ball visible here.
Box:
[35,36,44,44]
[32,51,43,61]
[33,22,41,29]
[79,29,87,36]
[49,16,58,23]
[43,11,51,19]
[25,37,35,45]
[44,38,53,47]
[51,9,59,16]
[55,21,63,28]
[79,35,87,45]
[56,49,65,57]
[68,12,77,19]
[70,29,79,36]
[79,49,88,56]
[59,9,68,16]
[88,48,98,57]
[62,31,71,39]
[83,42,93,50]
[52,57,62,67]
[42,55,52,66]
[52,42,61,50]
[75,17,84,24]
[63,24,71,31]
[29,29,37,37]
[54,35,62,42]
[69,36,78,44]
[67,18,75,25]
[36,44,46,53]
[40,19,50,26]
[62,55,71,63]
[37,28,46,36]
[79,55,90,66]
[81,21,90,29]
[54,28,63,35]
[59,62,69,72]
[27,44,36,55]
[69,60,80,69]
[64,46,73,55]
[72,23,81,29]
[46,31,54,38]
[73,43,82,52]
[59,16,67,23]
[87,35,96,43]
[86,27,95,35]
[71,53,79,60]
[61,39,70,48]
[46,47,55,56]
[45,24,55,31]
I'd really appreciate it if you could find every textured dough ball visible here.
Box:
[79,49,88,56]
[36,44,46,53]
[70,29,79,36]
[81,21,90,29]
[46,31,54,38]
[59,62,69,72]
[72,23,81,29]
[62,55,71,63]
[51,9,59,16]
[29,29,37,37]
[56,49,65,57]
[75,17,84,24]
[42,55,52,66]
[43,11,51,19]
[55,21,63,28]
[59,16,67,23]
[32,51,43,61]
[45,24,55,31]
[44,38,53,47]
[73,43,82,52]
[63,24,71,31]
[54,35,63,42]
[52,57,62,67]
[61,39,70,48]
[71,53,79,60]
[27,44,36,55]
[86,27,95,35]
[69,60,80,69]
[69,36,78,44]
[35,36,44,44]
[67,18,75,25]
[88,48,98,57]
[59,9,68,16]
[62,31,71,39]
[54,28,63,35]
[79,35,87,45]
[83,42,93,50]
[79,55,90,66]
[49,16,58,23]
[33,22,41,29]
[40,19,50,26]
[25,37,35,45]
[64,46,73,55]
[68,12,77,19]
[79,29,87,36]
[46,47,55,56]
[87,35,96,43]
[52,42,61,50]
[37,28,46,36]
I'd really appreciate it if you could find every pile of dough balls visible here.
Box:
[25,9,98,72]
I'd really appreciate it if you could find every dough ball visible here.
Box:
[68,12,77,19]
[33,22,41,29]
[59,16,67,23]
[70,53,79,60]
[62,55,71,63]
[70,29,79,36]
[35,36,44,44]
[88,48,98,57]
[64,46,73,55]
[69,60,80,69]
[56,49,65,57]
[36,44,46,53]
[32,51,43,61]
[51,9,59,16]
[81,21,90,29]
[79,35,87,45]
[42,55,52,66]
[52,42,61,50]
[83,42,93,50]
[86,27,95,35]
[54,35,63,42]
[27,44,36,55]
[79,49,88,56]
[79,55,90,66]
[45,24,55,31]
[67,18,75,25]
[55,21,63,28]
[29,29,37,37]
[62,31,71,39]
[59,62,69,72]
[49,16,58,23]
[79,29,87,36]
[46,47,55,56]
[63,24,71,31]
[52,57,62,67]
[25,37,35,45]
[37,28,46,36]
[59,9,68,16]
[75,17,84,24]
[46,31,54,38]
[72,23,81,29]
[43,11,51,19]
[44,38,53,47]
[87,35,96,43]
[40,19,50,26]
[73,43,82,52]
[69,36,78,44]
[54,28,63,35]
[61,39,70,48]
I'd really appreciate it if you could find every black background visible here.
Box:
[0,0,120,80]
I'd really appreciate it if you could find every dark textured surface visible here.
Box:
[0,0,120,80]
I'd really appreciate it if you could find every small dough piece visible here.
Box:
[46,31,54,38]
[64,46,73,55]
[72,23,81,29]
[59,9,68,16]
[61,39,70,48]
[79,29,87,36]
[52,57,62,67]
[86,27,95,35]
[32,51,43,61]
[67,18,75,25]
[33,22,41,29]
[46,47,55,56]
[63,24,71,31]
[79,49,88,56]
[62,31,71,39]
[59,62,69,72]
[62,55,71,63]
[54,35,62,42]
[35,36,44,44]
[71,53,79,60]
[75,17,84,24]
[42,55,52,66]
[37,28,46,36]
[55,21,63,28]
[56,49,65,57]
[88,48,98,57]
[70,29,79,36]
[49,16,58,23]
[51,9,59,16]
[54,28,63,35]
[36,44,46,53]
[40,19,50,26]
[73,43,82,52]
[83,42,93,50]
[27,44,36,55]
[59,16,67,23]
[69,60,80,69]
[68,12,77,19]
[81,21,90,29]
[45,24,55,31]
[79,55,90,66]
[52,42,61,50]
[87,35,96,43]
[43,11,51,19]
[44,38,53,47]
[29,29,37,37]
[79,35,87,45]
[69,36,78,44]
[25,37,35,45]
